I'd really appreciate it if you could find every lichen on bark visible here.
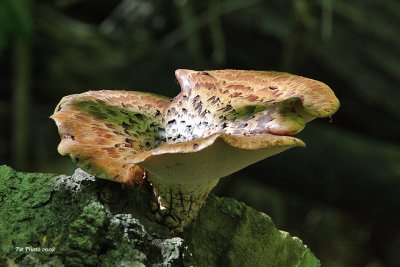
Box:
[0,165,320,266]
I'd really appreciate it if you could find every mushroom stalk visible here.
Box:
[135,134,304,232]
[148,173,219,232]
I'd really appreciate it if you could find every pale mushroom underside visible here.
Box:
[51,69,339,185]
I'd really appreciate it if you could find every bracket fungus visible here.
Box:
[51,69,339,232]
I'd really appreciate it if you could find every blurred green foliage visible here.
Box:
[0,0,399,266]
[0,0,33,53]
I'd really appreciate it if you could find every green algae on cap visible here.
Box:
[51,69,340,232]
[51,90,169,184]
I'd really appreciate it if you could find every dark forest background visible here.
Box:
[1,0,399,266]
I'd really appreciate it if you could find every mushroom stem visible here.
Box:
[148,173,219,232]
[136,134,305,232]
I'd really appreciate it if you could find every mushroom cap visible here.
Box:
[175,69,339,118]
[51,69,339,184]
[51,90,170,183]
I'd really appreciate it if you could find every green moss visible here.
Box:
[0,166,319,266]
[101,244,146,267]
[0,167,185,266]
[60,201,107,266]
[183,195,320,267]
[0,165,67,262]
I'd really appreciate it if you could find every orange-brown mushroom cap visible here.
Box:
[51,90,170,184]
[51,70,339,184]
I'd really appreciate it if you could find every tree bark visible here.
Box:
[0,166,319,266]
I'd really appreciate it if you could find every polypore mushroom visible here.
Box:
[51,69,339,232]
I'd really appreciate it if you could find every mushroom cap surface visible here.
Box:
[51,69,340,184]
[51,90,170,183]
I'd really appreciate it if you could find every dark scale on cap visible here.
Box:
[195,102,202,111]
[167,119,176,125]
[211,97,221,105]
[105,123,116,129]
[64,133,75,140]
[91,111,108,120]
[120,110,131,116]
[128,118,137,125]
[107,108,118,116]
[223,105,233,112]
[134,113,144,119]
[124,138,134,147]
[121,122,129,130]
[192,95,200,103]
[149,122,158,128]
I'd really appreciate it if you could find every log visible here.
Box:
[0,166,318,266]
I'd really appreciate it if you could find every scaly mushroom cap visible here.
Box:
[51,90,170,183]
[51,69,339,231]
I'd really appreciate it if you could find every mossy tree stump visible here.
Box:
[0,166,319,266]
